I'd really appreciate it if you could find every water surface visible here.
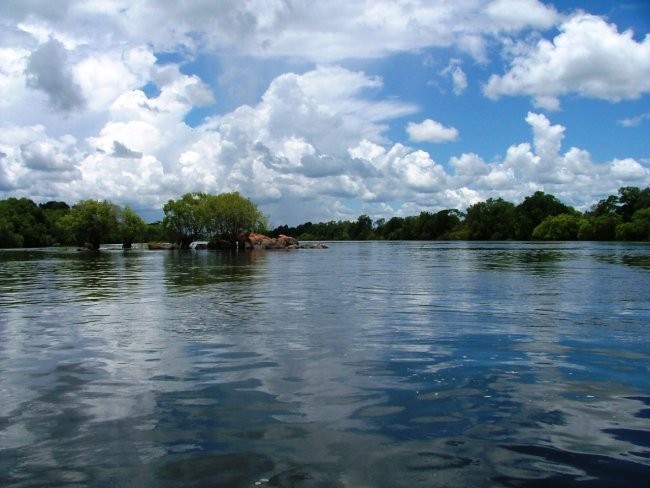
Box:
[1,242,649,486]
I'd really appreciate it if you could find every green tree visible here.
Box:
[163,192,266,248]
[578,214,622,240]
[532,214,582,240]
[590,194,619,217]
[349,214,374,240]
[420,209,463,239]
[0,197,49,247]
[378,216,410,240]
[144,221,166,242]
[465,198,516,240]
[514,191,575,240]
[162,192,208,248]
[40,201,71,245]
[203,192,267,242]
[616,208,650,241]
[61,199,119,250]
[617,186,650,222]
[119,206,146,249]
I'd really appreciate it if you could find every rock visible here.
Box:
[248,232,299,249]
[299,242,328,249]
[148,242,177,250]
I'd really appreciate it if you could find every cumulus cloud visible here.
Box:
[407,119,459,143]
[7,0,561,64]
[484,14,650,109]
[25,37,85,112]
[0,1,648,225]
[74,46,156,112]
[111,141,142,159]
[485,0,559,32]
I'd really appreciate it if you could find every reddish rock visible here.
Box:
[247,232,299,249]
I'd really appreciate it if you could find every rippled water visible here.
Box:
[1,242,649,487]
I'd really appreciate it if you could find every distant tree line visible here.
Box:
[1,187,648,249]
[0,191,266,249]
[269,186,650,242]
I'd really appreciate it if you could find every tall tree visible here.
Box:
[515,191,574,240]
[62,199,119,250]
[40,201,71,245]
[616,208,650,241]
[465,198,516,240]
[163,192,266,248]
[618,186,650,222]
[203,192,267,242]
[0,197,49,247]
[119,206,146,249]
[349,214,374,240]
[162,192,208,249]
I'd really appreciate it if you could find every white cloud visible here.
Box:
[407,119,459,143]
[440,59,468,95]
[485,0,559,32]
[618,112,650,127]
[0,2,648,225]
[74,46,156,112]
[0,47,30,109]
[0,0,563,64]
[25,38,86,112]
[484,14,650,109]
[450,153,490,179]
[610,158,649,180]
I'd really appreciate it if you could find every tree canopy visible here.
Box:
[271,187,650,242]
[1,187,649,249]
[162,192,267,248]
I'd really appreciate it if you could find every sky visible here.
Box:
[0,1,649,226]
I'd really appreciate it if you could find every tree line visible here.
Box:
[1,186,649,249]
[0,192,266,249]
[269,186,650,242]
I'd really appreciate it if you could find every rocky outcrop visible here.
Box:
[299,242,328,249]
[248,233,299,249]
[148,242,177,250]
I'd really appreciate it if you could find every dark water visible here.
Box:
[1,241,649,487]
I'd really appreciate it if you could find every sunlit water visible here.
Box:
[1,241,649,487]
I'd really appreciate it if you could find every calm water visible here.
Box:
[1,241,649,487]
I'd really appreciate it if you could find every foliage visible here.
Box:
[1,186,649,248]
[616,208,650,241]
[532,214,582,240]
[464,198,516,240]
[162,191,267,248]
[617,186,650,222]
[268,186,649,242]
[578,214,621,241]
[162,192,208,248]
[203,192,268,241]
[144,221,166,242]
[61,199,119,250]
[119,206,147,249]
[0,197,66,247]
[514,191,575,239]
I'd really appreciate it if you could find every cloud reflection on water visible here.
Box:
[0,243,649,486]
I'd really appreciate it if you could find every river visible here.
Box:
[1,241,649,487]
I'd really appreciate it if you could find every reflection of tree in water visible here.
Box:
[163,250,265,293]
[55,250,145,302]
[0,249,141,304]
[477,246,567,274]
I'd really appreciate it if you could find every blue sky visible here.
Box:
[0,0,649,225]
